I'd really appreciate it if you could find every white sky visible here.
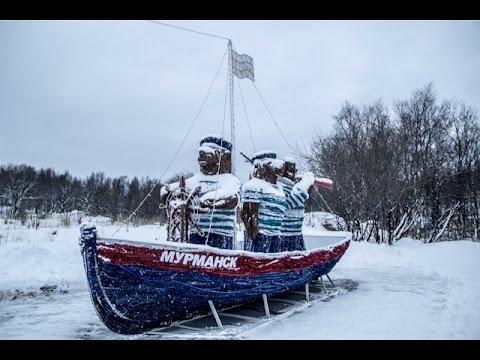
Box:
[1,20,479,182]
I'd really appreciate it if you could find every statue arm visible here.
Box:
[200,182,241,210]
[201,194,238,210]
[241,201,259,238]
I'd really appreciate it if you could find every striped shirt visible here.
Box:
[168,173,241,237]
[279,178,309,235]
[242,178,286,236]
[278,176,294,201]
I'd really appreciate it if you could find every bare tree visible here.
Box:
[305,83,479,243]
[0,164,37,220]
[447,103,480,240]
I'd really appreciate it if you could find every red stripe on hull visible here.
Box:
[97,241,349,277]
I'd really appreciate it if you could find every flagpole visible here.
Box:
[228,40,236,176]
[228,42,255,250]
[227,40,238,248]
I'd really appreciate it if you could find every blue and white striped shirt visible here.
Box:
[278,177,309,235]
[242,178,286,236]
[166,173,241,237]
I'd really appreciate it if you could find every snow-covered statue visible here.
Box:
[277,157,315,251]
[241,151,286,253]
[160,135,241,249]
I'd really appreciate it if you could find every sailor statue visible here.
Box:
[161,134,241,249]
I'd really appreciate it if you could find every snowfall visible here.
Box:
[0,212,479,340]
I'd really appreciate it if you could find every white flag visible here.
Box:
[232,50,255,82]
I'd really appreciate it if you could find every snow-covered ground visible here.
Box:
[0,214,479,339]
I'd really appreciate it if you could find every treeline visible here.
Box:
[0,165,191,225]
[305,84,480,243]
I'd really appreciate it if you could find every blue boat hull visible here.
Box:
[80,224,350,335]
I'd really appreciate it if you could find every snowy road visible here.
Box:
[0,224,479,339]
[244,264,467,339]
[243,238,480,340]
[0,287,120,340]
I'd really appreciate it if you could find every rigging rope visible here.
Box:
[252,84,334,213]
[237,78,256,152]
[111,45,229,236]
[252,83,303,163]
[230,44,302,170]
[146,20,230,41]
[205,51,230,244]
[314,186,335,214]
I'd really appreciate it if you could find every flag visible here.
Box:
[231,50,255,82]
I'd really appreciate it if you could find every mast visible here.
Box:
[228,40,256,249]
[228,40,236,175]
[227,40,238,246]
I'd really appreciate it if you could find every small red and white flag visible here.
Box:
[315,177,333,189]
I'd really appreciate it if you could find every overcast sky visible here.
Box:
[1,20,479,182]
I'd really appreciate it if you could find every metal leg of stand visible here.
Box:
[262,294,271,318]
[208,300,223,328]
[305,283,310,302]
[326,274,335,287]
[320,276,327,294]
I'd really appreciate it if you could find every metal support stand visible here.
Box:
[262,294,271,318]
[305,283,310,302]
[326,274,335,287]
[320,276,327,294]
[208,300,223,328]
